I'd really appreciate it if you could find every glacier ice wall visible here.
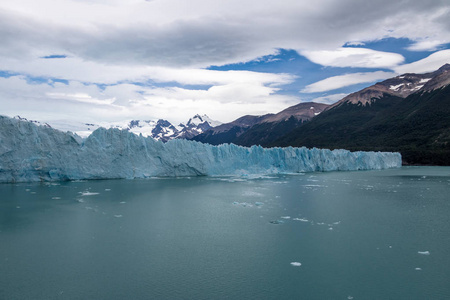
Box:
[0,115,401,182]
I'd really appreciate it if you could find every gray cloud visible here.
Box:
[1,1,449,68]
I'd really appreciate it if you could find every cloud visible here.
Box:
[0,75,298,124]
[1,0,450,124]
[1,1,449,68]
[46,92,116,106]
[407,39,448,52]
[311,93,348,105]
[301,71,395,93]
[394,50,450,74]
[301,48,404,69]
[1,56,295,86]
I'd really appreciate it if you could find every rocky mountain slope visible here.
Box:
[192,102,328,145]
[272,64,450,165]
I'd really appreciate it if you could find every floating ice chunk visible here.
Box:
[333,221,341,225]
[16,206,20,209]
[293,218,309,222]
[76,199,85,203]
[233,202,252,207]
[281,216,291,219]
[114,214,123,218]
[418,251,430,255]
[348,296,354,300]
[120,201,126,204]
[243,191,264,197]
[415,268,422,271]
[290,262,302,267]
[254,202,264,206]
[269,220,284,225]
[316,222,325,225]
[52,197,61,200]
[105,189,111,191]
[328,227,333,230]
[80,191,99,196]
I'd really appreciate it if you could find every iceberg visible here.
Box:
[0,115,402,183]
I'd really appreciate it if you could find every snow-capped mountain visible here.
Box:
[175,114,222,139]
[124,119,178,142]
[124,114,221,141]
[28,114,221,142]
[331,63,450,107]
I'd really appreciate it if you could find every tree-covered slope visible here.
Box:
[272,86,450,165]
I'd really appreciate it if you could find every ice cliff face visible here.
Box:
[0,115,401,182]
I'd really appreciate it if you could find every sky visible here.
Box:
[1,0,450,125]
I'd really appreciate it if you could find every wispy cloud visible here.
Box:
[301,71,395,93]
[300,48,404,69]
[394,50,450,74]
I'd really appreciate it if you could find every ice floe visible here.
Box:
[290,262,302,267]
[80,191,100,196]
[293,218,309,222]
[269,220,285,225]
[242,191,264,197]
[418,251,430,255]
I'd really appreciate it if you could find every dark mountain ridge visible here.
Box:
[272,64,450,165]
[192,102,328,145]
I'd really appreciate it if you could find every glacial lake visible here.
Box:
[1,166,449,300]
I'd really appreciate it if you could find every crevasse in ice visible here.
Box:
[0,115,402,182]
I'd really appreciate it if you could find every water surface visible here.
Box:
[1,167,449,299]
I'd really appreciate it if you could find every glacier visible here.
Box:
[0,115,401,183]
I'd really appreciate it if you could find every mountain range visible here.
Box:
[191,102,329,146]
[18,114,222,142]
[123,114,222,141]
[12,64,450,165]
[195,64,449,165]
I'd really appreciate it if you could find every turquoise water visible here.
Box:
[1,167,449,299]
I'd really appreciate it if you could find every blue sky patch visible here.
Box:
[41,55,67,59]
